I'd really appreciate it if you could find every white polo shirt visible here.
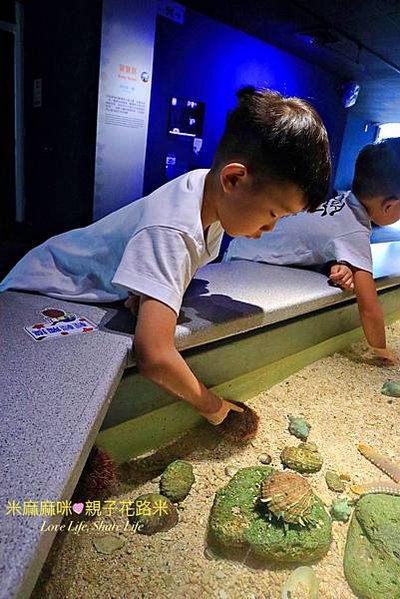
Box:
[0,170,224,316]
[224,191,373,273]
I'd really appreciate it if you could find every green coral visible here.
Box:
[288,415,311,441]
[209,466,268,548]
[160,460,195,502]
[344,494,400,599]
[330,498,351,522]
[381,380,400,398]
[208,466,332,564]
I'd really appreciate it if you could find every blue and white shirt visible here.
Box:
[0,170,224,316]
[224,191,372,273]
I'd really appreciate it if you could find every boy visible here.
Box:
[0,87,331,423]
[224,137,400,364]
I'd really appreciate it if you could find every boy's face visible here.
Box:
[216,164,306,238]
[366,196,400,227]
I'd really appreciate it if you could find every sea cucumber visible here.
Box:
[357,444,400,484]
[351,481,400,496]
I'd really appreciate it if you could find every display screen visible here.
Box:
[168,96,205,138]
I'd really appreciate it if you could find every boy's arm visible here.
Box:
[133,295,243,423]
[353,268,399,363]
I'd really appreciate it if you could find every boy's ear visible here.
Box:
[382,195,399,213]
[220,163,248,192]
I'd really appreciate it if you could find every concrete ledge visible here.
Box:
[98,242,400,364]
[174,241,400,351]
[0,293,132,599]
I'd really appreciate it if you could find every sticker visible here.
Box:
[24,314,98,342]
[40,307,77,324]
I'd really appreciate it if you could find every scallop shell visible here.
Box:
[280,442,323,473]
[259,471,316,526]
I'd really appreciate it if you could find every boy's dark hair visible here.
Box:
[212,86,331,212]
[352,137,400,199]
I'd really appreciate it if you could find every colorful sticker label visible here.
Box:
[24,309,98,342]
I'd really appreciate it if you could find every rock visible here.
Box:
[330,498,351,522]
[281,566,319,599]
[159,460,195,502]
[224,466,237,477]
[93,535,126,554]
[340,473,351,482]
[208,466,331,564]
[258,453,272,465]
[204,546,220,560]
[287,415,311,441]
[344,494,400,599]
[280,442,323,473]
[381,380,400,398]
[128,493,178,535]
[325,470,345,493]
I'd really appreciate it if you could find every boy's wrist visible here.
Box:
[335,260,352,268]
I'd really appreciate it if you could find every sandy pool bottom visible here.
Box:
[32,321,400,599]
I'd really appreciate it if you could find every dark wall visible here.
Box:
[0,1,16,241]
[0,29,15,240]
[144,9,347,197]
[334,114,377,191]
[23,0,102,243]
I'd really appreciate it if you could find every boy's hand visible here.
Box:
[199,398,244,425]
[329,263,354,291]
[370,346,400,365]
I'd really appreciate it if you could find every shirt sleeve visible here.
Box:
[325,232,373,273]
[111,226,199,316]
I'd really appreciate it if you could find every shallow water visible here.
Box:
[32,321,400,599]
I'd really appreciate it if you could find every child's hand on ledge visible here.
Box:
[329,263,354,291]
[370,346,400,365]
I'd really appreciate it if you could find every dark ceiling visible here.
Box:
[181,0,400,124]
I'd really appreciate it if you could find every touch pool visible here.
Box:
[31,321,400,599]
